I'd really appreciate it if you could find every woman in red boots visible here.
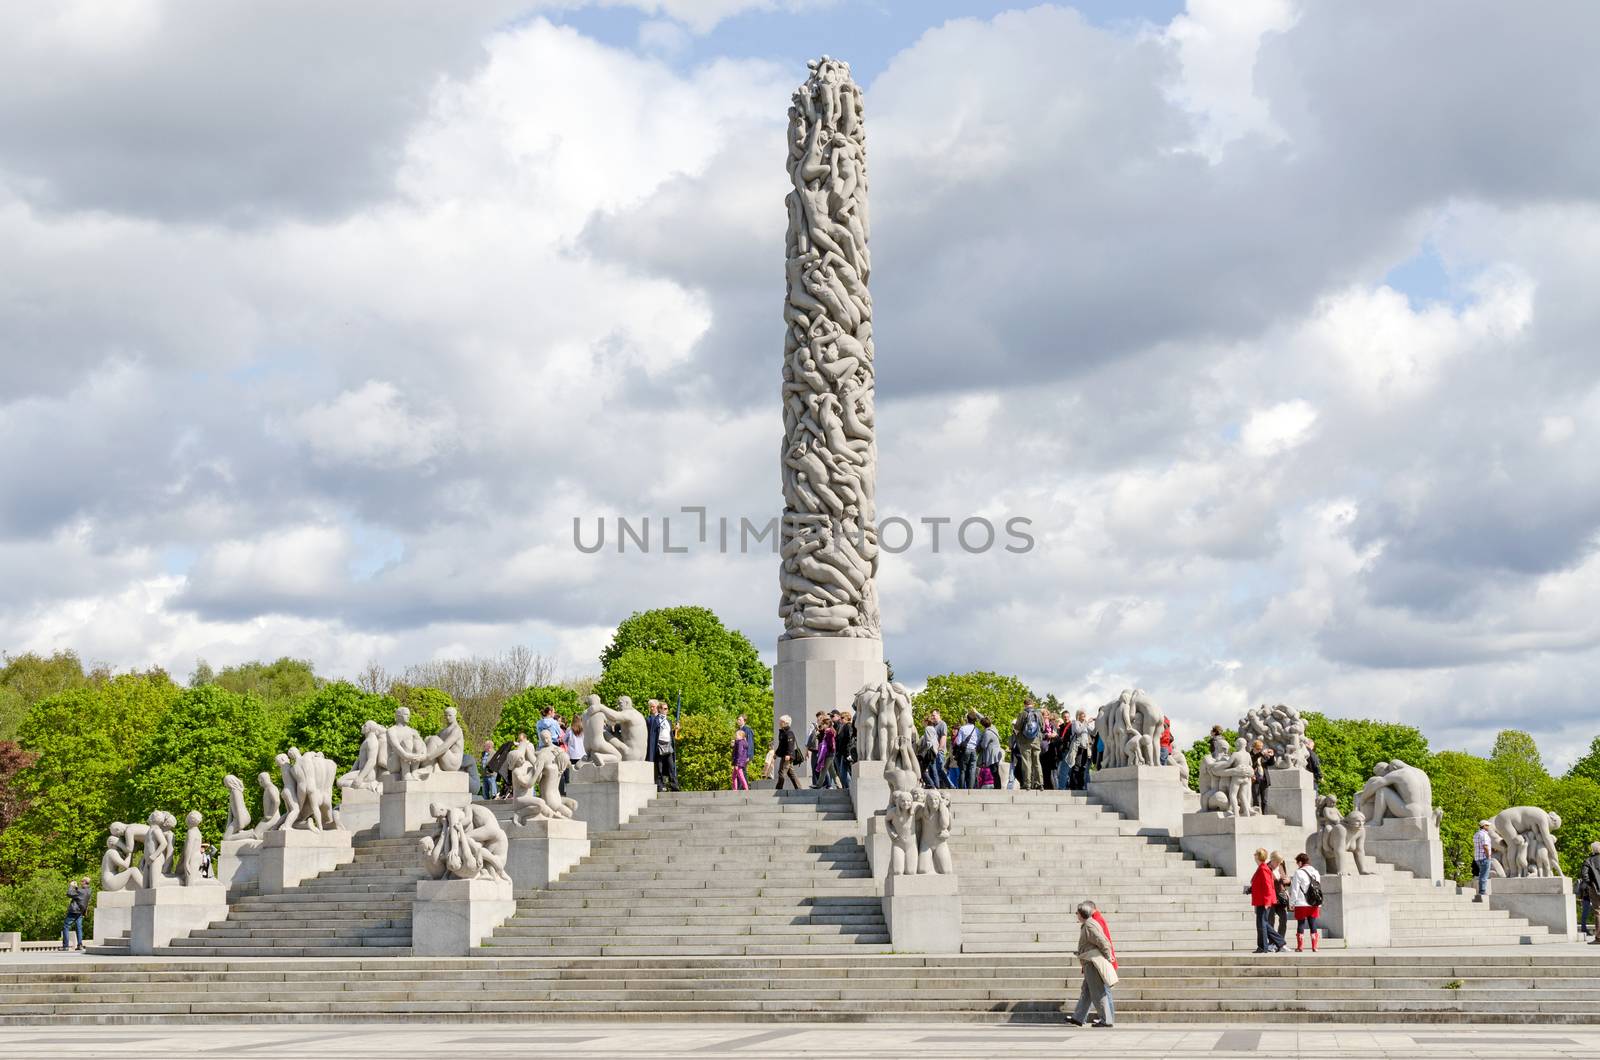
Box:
[1289,852,1323,952]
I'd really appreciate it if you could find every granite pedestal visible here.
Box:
[337,786,381,838]
[380,771,471,839]
[1364,816,1444,882]
[1090,765,1187,836]
[864,814,890,893]
[881,872,962,954]
[774,637,886,783]
[506,817,590,891]
[568,760,656,835]
[1179,812,1284,877]
[1318,873,1390,947]
[89,889,135,945]
[1264,766,1316,828]
[217,837,260,899]
[1490,876,1577,940]
[257,828,353,894]
[412,877,517,956]
[851,766,890,827]
[129,883,229,955]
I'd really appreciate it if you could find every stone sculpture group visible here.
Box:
[778,55,880,641]
[851,680,914,762]
[1307,794,1372,875]
[879,738,954,876]
[1197,738,1256,816]
[420,802,511,883]
[1095,689,1164,768]
[580,694,647,766]
[1485,806,1564,878]
[508,735,578,825]
[1355,760,1442,827]
[99,808,212,892]
[1238,703,1308,769]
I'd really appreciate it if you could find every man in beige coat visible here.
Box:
[1065,900,1116,1027]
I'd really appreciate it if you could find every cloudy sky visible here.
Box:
[3,0,1598,763]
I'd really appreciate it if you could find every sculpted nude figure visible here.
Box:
[101,832,137,891]
[223,774,251,839]
[142,811,176,888]
[400,707,465,777]
[915,789,954,875]
[256,771,281,834]
[885,788,921,876]
[180,810,206,885]
[337,720,386,792]
[384,706,428,781]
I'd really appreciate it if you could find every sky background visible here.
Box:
[2,0,1598,763]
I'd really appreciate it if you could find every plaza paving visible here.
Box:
[2,1021,1599,1058]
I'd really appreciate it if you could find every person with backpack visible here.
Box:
[979,715,1004,789]
[919,710,949,789]
[61,878,89,951]
[1580,841,1600,938]
[1289,852,1324,952]
[1014,699,1044,790]
[954,712,981,789]
[774,715,801,790]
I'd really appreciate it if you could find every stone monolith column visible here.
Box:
[774,56,886,758]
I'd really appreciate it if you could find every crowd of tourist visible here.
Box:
[1247,847,1325,953]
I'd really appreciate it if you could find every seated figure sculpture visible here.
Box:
[101,826,140,891]
[383,706,430,781]
[580,694,648,766]
[398,706,465,778]
[1218,739,1254,817]
[420,802,512,883]
[1355,759,1435,825]
[222,774,252,840]
[337,721,386,792]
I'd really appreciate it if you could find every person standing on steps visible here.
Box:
[1268,851,1291,944]
[1013,699,1044,791]
[835,710,855,791]
[1250,739,1275,813]
[1581,842,1600,938]
[730,727,751,791]
[1248,847,1286,953]
[1290,853,1322,952]
[61,878,89,951]
[920,710,949,789]
[979,715,1004,789]
[1304,737,1323,793]
[954,712,981,789]
[479,740,499,799]
[1064,900,1116,1028]
[773,715,801,790]
[1472,819,1495,903]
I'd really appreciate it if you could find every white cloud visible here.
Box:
[1241,399,1317,456]
[293,382,456,470]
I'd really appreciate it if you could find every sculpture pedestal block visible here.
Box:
[775,637,886,783]
[506,817,589,891]
[130,883,229,955]
[1264,766,1316,828]
[90,889,135,945]
[1089,765,1186,835]
[1179,812,1283,877]
[258,828,353,894]
[1319,873,1389,947]
[864,815,890,893]
[412,877,516,956]
[568,761,656,835]
[381,771,471,838]
[1364,816,1444,882]
[217,837,261,899]
[338,786,381,838]
[1182,789,1201,814]
[851,767,890,827]
[881,872,961,954]
[1490,876,1577,940]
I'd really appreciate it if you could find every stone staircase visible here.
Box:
[2,952,1598,1024]
[944,789,1277,953]
[160,834,427,957]
[483,787,891,956]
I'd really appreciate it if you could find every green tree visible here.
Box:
[1543,775,1600,879]
[595,649,717,714]
[0,740,39,835]
[392,685,456,739]
[126,686,281,849]
[1566,736,1600,788]
[0,650,92,741]
[1422,751,1507,884]
[212,657,321,729]
[676,712,734,792]
[599,606,770,702]
[0,671,179,882]
[283,682,399,770]
[1302,713,1431,811]
[0,868,72,940]
[1489,729,1551,807]
[912,672,1036,745]
[494,686,582,745]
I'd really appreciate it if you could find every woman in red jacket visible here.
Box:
[1249,847,1286,953]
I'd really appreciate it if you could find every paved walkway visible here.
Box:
[2,1023,1598,1058]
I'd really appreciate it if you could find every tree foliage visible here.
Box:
[1301,712,1430,811]
[1422,751,1507,884]
[1544,776,1600,879]
[392,685,455,740]
[913,672,1036,742]
[0,741,40,836]
[494,685,582,745]
[1489,729,1551,807]
[0,868,71,940]
[282,682,399,770]
[0,672,179,883]
[600,606,770,702]
[126,686,282,849]
[1566,737,1600,788]
[0,650,94,741]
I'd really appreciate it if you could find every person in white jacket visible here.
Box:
[1289,852,1323,953]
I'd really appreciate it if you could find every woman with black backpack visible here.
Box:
[1289,852,1323,953]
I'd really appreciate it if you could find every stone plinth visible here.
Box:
[506,817,590,891]
[412,877,516,956]
[129,883,229,955]
[775,637,886,781]
[217,837,261,899]
[1364,815,1443,883]
[1182,788,1201,814]
[1179,812,1284,877]
[568,760,656,835]
[881,872,962,954]
[338,786,381,838]
[89,888,136,945]
[1490,876,1577,940]
[864,814,890,893]
[1264,766,1316,828]
[1090,765,1187,836]
[380,771,471,839]
[257,828,353,894]
[1318,873,1389,947]
[851,766,890,827]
